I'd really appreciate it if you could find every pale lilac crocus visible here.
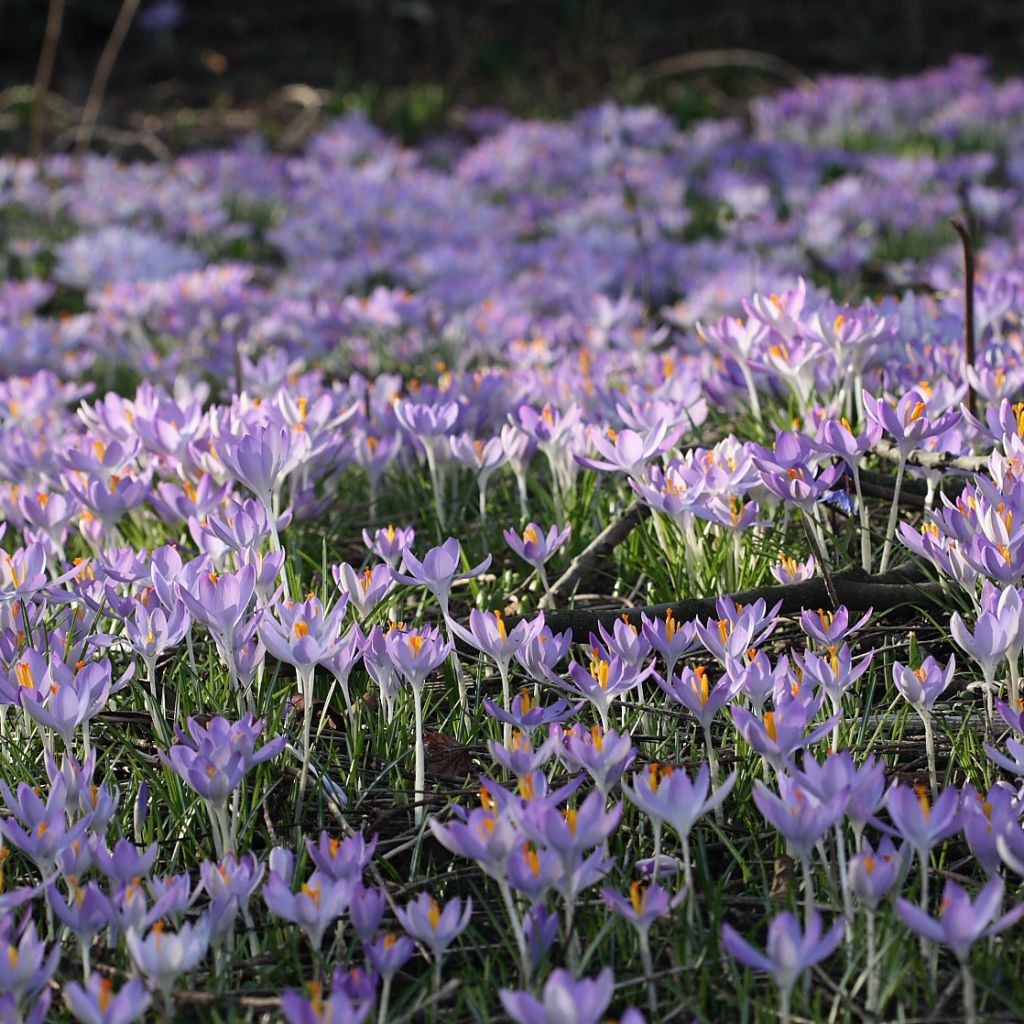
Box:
[125,917,211,1016]
[499,967,617,1024]
[384,625,452,824]
[64,974,151,1024]
[601,880,685,1016]
[504,522,572,605]
[722,910,844,1024]
[950,609,1013,724]
[892,655,956,795]
[897,877,1024,1024]
[395,892,472,987]
[885,783,960,911]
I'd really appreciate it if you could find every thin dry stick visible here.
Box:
[951,218,977,417]
[871,439,990,473]
[545,501,650,606]
[538,563,941,641]
[74,0,142,158]
[29,0,66,158]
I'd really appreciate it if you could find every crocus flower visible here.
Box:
[281,982,371,1024]
[730,693,838,775]
[262,870,354,949]
[848,837,904,910]
[950,609,1013,721]
[772,552,816,585]
[64,974,151,1024]
[557,724,636,797]
[364,932,415,1021]
[960,783,1021,875]
[500,967,614,1024]
[562,654,654,731]
[390,537,491,621]
[886,783,960,908]
[362,523,415,568]
[332,562,394,619]
[641,609,699,681]
[753,776,847,865]
[125,918,211,1003]
[484,689,579,735]
[305,831,377,883]
[0,912,60,1002]
[503,522,572,574]
[623,763,736,888]
[395,892,472,963]
[897,875,1024,1023]
[349,884,387,943]
[601,880,685,936]
[722,911,844,1024]
[0,778,90,874]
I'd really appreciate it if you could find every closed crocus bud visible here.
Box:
[125,917,212,1000]
[349,885,388,943]
[133,783,149,842]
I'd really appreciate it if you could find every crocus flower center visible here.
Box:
[863,856,875,875]
[519,688,535,714]
[383,933,397,950]
[494,610,507,643]
[524,844,541,878]
[591,725,604,752]
[590,657,610,690]
[428,897,441,929]
[98,978,113,1012]
[14,661,33,689]
[518,774,536,800]
[691,665,709,706]
[293,620,310,639]
[301,882,321,907]
[564,808,578,835]
[408,635,425,657]
[665,609,677,641]
[717,619,730,645]
[764,712,778,743]
[915,785,931,820]
[523,526,538,545]
[630,881,648,916]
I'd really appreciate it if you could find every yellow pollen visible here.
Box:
[915,785,931,820]
[764,712,778,743]
[428,897,442,930]
[293,620,310,639]
[524,845,541,878]
[408,634,425,657]
[564,808,578,835]
[630,881,648,916]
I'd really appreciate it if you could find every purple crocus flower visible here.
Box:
[484,689,579,735]
[390,537,491,621]
[601,880,685,936]
[848,837,904,910]
[897,876,1024,962]
[524,905,560,972]
[562,653,654,731]
[500,967,614,1024]
[575,420,681,480]
[163,715,285,807]
[641,609,699,681]
[892,655,956,711]
[395,892,472,961]
[960,783,1021,875]
[863,387,962,459]
[281,982,370,1024]
[349,884,388,943]
[362,523,415,568]
[950,608,1013,719]
[125,917,211,1002]
[64,974,151,1024]
[799,605,873,647]
[886,783,961,859]
[332,562,394,619]
[753,775,847,863]
[557,723,636,796]
[305,831,377,883]
[730,693,839,775]
[0,912,60,1002]
[0,778,90,874]
[722,911,844,1021]
[262,869,354,949]
[503,522,572,573]
[48,879,114,945]
[363,931,415,981]
[214,422,308,521]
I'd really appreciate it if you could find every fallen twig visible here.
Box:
[870,439,990,473]
[538,562,942,641]
[544,500,650,606]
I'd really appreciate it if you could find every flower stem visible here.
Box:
[498,879,530,983]
[413,683,425,827]
[879,456,907,574]
[961,959,978,1024]
[638,928,658,1019]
